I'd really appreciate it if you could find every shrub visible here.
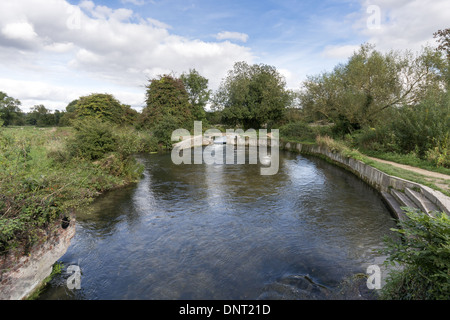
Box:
[380,209,450,300]
[70,93,136,125]
[67,118,117,160]
[152,115,183,149]
[114,127,159,156]
[351,125,399,153]
[279,121,316,142]
[390,93,449,158]
[426,133,450,168]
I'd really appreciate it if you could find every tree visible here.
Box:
[434,28,450,59]
[62,93,135,126]
[27,105,57,127]
[299,44,444,134]
[433,28,450,89]
[213,62,292,130]
[121,104,139,126]
[390,92,450,158]
[140,74,194,131]
[54,110,63,126]
[0,91,22,126]
[180,69,211,121]
[74,94,126,124]
[59,100,78,126]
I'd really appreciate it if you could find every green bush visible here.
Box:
[152,115,184,149]
[68,118,117,160]
[114,127,159,155]
[66,119,146,179]
[426,133,450,168]
[279,121,316,142]
[380,209,450,300]
[390,93,449,158]
[0,126,147,256]
[67,93,137,125]
[351,125,399,153]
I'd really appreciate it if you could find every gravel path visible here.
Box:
[367,156,450,193]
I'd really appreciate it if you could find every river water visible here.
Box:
[38,146,396,300]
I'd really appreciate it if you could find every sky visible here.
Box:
[0,0,449,112]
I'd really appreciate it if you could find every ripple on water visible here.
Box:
[38,150,396,300]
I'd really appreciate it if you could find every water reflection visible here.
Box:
[38,147,396,300]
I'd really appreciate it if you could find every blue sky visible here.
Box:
[0,0,448,111]
[74,0,366,70]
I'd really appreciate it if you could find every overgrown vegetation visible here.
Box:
[1,29,449,299]
[0,126,147,255]
[379,208,450,300]
[290,35,450,170]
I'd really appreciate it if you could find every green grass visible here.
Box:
[360,149,450,176]
[362,158,450,197]
[0,126,145,256]
[305,135,450,197]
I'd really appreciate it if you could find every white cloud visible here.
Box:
[2,22,37,41]
[356,0,450,52]
[121,0,148,5]
[0,0,254,110]
[321,44,360,60]
[0,77,146,112]
[317,0,449,71]
[216,31,249,43]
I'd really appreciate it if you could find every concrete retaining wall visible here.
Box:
[284,142,450,217]
[0,214,76,300]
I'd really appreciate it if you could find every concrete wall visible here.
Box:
[283,142,450,216]
[0,214,76,300]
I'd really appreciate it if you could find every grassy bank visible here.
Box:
[358,149,450,176]
[0,125,155,256]
[309,135,450,197]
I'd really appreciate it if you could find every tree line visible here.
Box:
[1,28,449,164]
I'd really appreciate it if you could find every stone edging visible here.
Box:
[0,214,76,300]
[283,142,450,219]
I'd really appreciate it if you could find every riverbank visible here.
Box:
[0,126,148,299]
[281,139,450,219]
[3,128,448,300]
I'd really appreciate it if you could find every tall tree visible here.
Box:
[299,44,444,134]
[433,28,450,89]
[434,28,450,59]
[27,105,57,127]
[0,91,22,126]
[213,62,292,129]
[140,74,193,129]
[180,69,211,121]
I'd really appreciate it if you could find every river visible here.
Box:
[38,146,396,299]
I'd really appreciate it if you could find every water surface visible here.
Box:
[39,147,396,299]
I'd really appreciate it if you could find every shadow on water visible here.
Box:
[38,147,396,300]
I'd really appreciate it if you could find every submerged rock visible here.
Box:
[257,273,380,300]
[258,274,332,300]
